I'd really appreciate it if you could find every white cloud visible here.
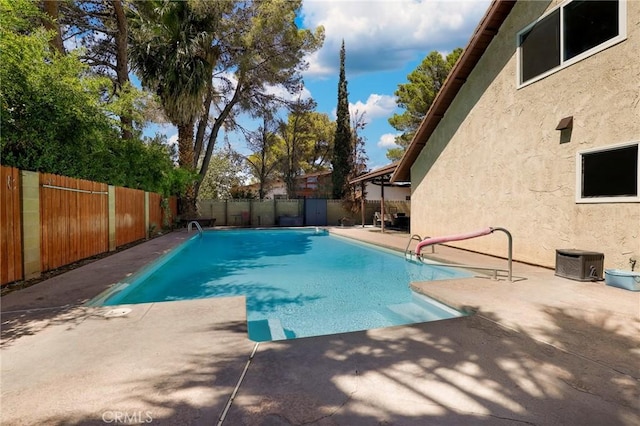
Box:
[305,50,335,77]
[349,94,396,123]
[263,84,313,103]
[377,133,400,148]
[168,133,178,146]
[301,0,491,76]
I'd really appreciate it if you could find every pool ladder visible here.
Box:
[405,228,513,282]
[187,220,203,236]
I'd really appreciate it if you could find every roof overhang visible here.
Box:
[391,0,517,183]
[350,162,409,186]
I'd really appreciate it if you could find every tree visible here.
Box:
[193,0,324,199]
[1,0,115,178]
[128,0,323,212]
[348,110,369,185]
[276,95,319,198]
[342,110,368,216]
[1,0,184,195]
[197,143,246,200]
[245,116,281,200]
[387,48,462,161]
[40,0,64,54]
[244,94,334,199]
[61,0,137,140]
[304,111,335,171]
[128,0,228,215]
[275,110,335,198]
[331,40,353,199]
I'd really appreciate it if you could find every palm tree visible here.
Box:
[128,0,222,216]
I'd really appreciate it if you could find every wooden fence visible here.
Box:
[168,196,178,225]
[115,186,145,247]
[4,165,408,287]
[40,173,109,272]
[0,167,178,286]
[1,166,23,286]
[148,192,163,232]
[148,192,177,232]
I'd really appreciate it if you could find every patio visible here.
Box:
[1,228,638,425]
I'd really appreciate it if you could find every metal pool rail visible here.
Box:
[187,220,203,236]
[406,227,513,282]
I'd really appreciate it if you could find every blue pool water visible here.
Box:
[97,229,471,341]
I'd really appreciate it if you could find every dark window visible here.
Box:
[519,0,622,84]
[582,145,638,198]
[564,0,619,60]
[520,10,560,83]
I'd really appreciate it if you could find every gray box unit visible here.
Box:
[555,249,604,281]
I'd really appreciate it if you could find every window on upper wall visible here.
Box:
[518,0,626,87]
[576,142,639,203]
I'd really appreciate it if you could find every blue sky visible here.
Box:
[148,0,491,171]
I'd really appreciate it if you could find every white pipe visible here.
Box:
[41,184,108,195]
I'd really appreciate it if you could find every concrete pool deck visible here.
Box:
[1,227,638,425]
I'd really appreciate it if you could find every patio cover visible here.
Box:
[350,162,410,233]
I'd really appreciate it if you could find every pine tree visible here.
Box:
[331,40,353,199]
[387,48,462,161]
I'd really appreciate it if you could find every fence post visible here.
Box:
[21,171,41,279]
[144,192,150,238]
[108,185,116,251]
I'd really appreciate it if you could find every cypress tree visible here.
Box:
[331,40,353,199]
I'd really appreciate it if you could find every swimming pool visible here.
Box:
[94,229,471,341]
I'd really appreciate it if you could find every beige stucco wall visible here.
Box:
[411,0,640,269]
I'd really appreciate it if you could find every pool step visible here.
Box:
[386,302,442,322]
[386,294,460,323]
[267,318,287,340]
[247,318,288,342]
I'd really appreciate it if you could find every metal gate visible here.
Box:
[304,199,327,226]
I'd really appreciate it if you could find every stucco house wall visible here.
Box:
[411,0,639,269]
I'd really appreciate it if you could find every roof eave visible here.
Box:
[391,0,517,183]
[350,162,399,185]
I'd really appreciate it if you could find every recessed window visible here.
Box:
[577,142,639,203]
[518,0,626,86]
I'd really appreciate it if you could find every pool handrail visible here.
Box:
[405,234,434,257]
[415,227,494,255]
[187,220,203,236]
[407,227,513,282]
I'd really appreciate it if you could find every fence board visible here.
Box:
[167,196,177,227]
[1,166,23,285]
[147,193,175,232]
[148,192,163,233]
[39,173,109,272]
[115,186,145,247]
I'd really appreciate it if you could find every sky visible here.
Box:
[148,0,492,172]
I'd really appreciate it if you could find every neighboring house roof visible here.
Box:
[298,170,332,179]
[240,170,333,198]
[392,0,517,182]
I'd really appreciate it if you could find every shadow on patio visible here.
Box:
[6,304,635,425]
